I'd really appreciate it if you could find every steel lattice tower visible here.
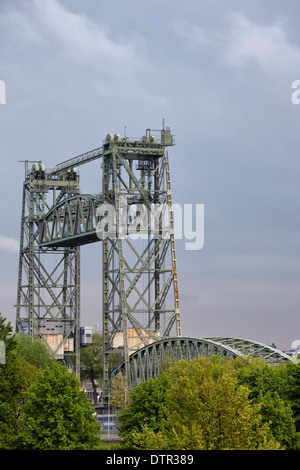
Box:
[100,129,181,400]
[15,126,181,401]
[15,162,81,373]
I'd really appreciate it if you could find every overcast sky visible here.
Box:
[1,0,300,350]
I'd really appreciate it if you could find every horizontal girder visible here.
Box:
[39,194,103,248]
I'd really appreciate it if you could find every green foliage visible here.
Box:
[232,357,299,449]
[0,357,37,448]
[118,372,170,448]
[119,356,300,450]
[258,390,300,449]
[284,362,300,432]
[128,357,281,450]
[17,362,101,450]
[110,372,131,410]
[15,334,55,370]
[0,313,17,360]
[80,333,103,402]
[232,357,287,399]
[98,439,123,450]
[0,317,105,450]
[0,314,37,448]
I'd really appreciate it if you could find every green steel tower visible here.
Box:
[15,161,81,373]
[100,128,181,401]
[16,126,181,401]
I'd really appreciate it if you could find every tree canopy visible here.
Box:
[17,362,101,450]
[0,314,103,450]
[118,356,300,450]
[1,313,299,450]
[80,333,103,403]
[15,334,54,370]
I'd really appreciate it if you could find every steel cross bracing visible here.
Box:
[101,132,181,401]
[17,126,181,400]
[39,194,104,247]
[115,336,292,389]
[16,164,81,373]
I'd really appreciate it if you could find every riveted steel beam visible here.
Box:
[16,164,81,374]
[114,336,292,389]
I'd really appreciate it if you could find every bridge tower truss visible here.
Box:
[15,162,81,373]
[15,126,181,401]
[101,129,181,401]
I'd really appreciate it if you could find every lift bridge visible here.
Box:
[15,126,291,403]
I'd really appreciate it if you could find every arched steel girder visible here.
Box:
[39,194,103,248]
[206,337,292,365]
[114,336,292,389]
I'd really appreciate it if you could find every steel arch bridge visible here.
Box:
[115,336,292,389]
